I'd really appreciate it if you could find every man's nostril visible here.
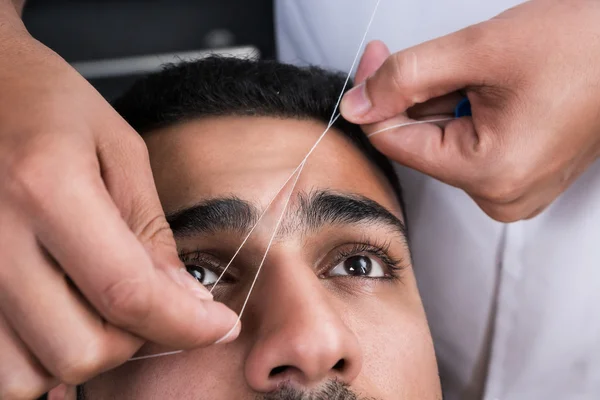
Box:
[333,359,346,371]
[269,365,291,377]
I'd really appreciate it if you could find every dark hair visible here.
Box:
[112,56,403,208]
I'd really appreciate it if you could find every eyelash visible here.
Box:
[178,251,227,281]
[324,240,406,282]
[178,240,406,283]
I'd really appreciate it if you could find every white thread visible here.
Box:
[128,349,183,361]
[367,117,454,138]
[328,0,382,126]
[127,0,382,361]
[125,117,341,362]
[209,162,304,292]
[209,0,382,344]
[210,112,340,293]
[214,160,306,344]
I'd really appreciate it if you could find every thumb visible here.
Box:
[354,40,391,85]
[341,25,485,125]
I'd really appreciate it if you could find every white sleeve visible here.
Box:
[275,0,524,71]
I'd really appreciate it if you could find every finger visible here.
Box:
[94,118,239,344]
[471,166,581,222]
[472,195,547,223]
[406,92,464,119]
[48,384,77,400]
[354,40,391,85]
[18,146,239,347]
[341,24,489,124]
[367,115,480,187]
[96,118,183,274]
[0,218,142,385]
[0,313,56,399]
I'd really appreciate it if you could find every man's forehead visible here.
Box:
[145,116,399,219]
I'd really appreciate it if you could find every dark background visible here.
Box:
[22,1,275,398]
[23,0,276,100]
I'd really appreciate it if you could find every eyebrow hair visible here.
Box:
[166,190,406,240]
[296,190,407,239]
[167,197,259,236]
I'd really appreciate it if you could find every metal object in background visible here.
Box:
[72,46,260,79]
[23,0,275,100]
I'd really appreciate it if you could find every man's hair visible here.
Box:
[112,56,403,208]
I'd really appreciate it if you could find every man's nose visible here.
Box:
[243,259,362,392]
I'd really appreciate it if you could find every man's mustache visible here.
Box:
[258,381,378,400]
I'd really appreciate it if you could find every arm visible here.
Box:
[0,2,238,398]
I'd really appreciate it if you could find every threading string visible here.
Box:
[127,116,340,362]
[209,162,304,293]
[328,0,382,126]
[210,113,341,293]
[367,117,454,138]
[127,0,381,361]
[208,0,382,344]
[129,349,183,362]
[215,160,306,343]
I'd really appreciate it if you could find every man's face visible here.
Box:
[84,116,441,399]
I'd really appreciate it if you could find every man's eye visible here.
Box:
[185,265,219,286]
[328,255,385,278]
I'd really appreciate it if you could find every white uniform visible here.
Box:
[275,1,600,399]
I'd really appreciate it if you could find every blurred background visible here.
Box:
[23,0,276,100]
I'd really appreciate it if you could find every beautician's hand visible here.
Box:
[0,5,237,399]
[341,0,600,222]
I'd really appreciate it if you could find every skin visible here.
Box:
[2,0,598,397]
[341,0,600,222]
[0,2,236,398]
[80,116,442,399]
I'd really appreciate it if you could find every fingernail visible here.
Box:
[214,319,241,345]
[341,82,372,118]
[169,267,213,301]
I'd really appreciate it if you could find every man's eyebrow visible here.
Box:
[297,190,407,239]
[166,197,259,237]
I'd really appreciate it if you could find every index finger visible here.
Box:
[26,161,238,348]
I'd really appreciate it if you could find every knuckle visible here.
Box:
[479,178,524,204]
[127,133,150,161]
[136,213,175,249]
[475,195,527,223]
[53,338,106,384]
[3,145,52,204]
[389,52,419,96]
[461,23,490,50]
[2,134,89,207]
[474,153,529,205]
[99,277,153,328]
[482,204,521,223]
